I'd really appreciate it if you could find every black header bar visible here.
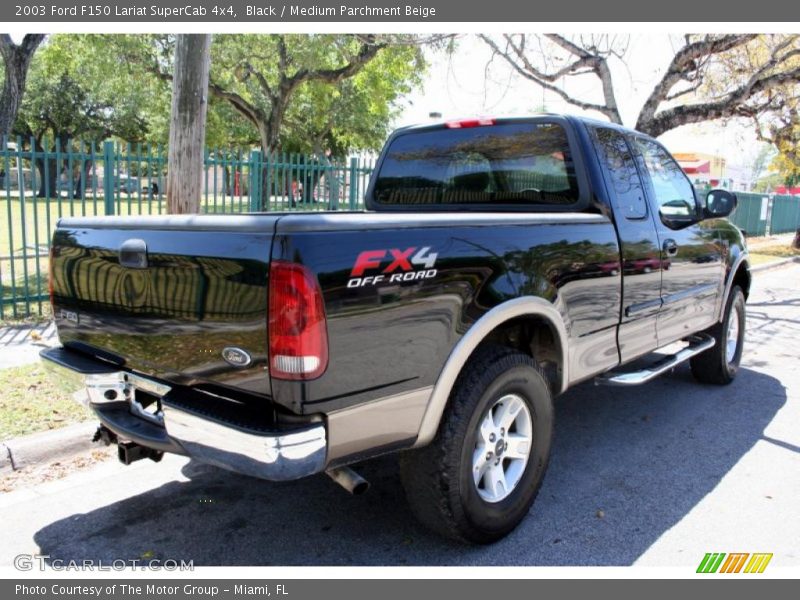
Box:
[2,0,798,23]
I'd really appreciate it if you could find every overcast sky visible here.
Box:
[397,34,768,174]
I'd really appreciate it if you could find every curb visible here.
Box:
[0,421,98,474]
[0,443,11,471]
[751,256,800,274]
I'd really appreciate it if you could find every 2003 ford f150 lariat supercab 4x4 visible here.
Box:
[42,115,750,543]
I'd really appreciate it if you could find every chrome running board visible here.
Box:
[596,334,715,387]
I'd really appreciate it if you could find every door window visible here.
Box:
[634,137,697,218]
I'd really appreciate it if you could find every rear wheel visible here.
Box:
[400,345,553,543]
[690,285,746,385]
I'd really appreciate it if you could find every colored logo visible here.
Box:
[348,246,439,288]
[222,347,252,368]
[696,552,773,574]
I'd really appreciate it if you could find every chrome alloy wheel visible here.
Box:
[726,300,741,363]
[472,393,533,503]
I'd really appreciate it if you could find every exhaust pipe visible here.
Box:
[326,466,370,495]
[117,440,163,465]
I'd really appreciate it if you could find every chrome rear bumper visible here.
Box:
[163,404,327,481]
[40,346,327,481]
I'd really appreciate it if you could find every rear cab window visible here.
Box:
[368,120,585,211]
[590,127,647,220]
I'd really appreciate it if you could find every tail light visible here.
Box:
[445,118,495,129]
[268,261,329,380]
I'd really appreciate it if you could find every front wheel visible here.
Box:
[690,285,746,385]
[400,345,553,544]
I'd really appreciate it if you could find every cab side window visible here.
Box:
[634,137,697,218]
[591,127,646,219]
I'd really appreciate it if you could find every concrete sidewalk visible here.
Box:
[746,231,796,250]
[0,321,58,369]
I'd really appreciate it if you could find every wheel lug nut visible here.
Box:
[489,433,496,442]
[500,427,505,435]
[486,452,492,460]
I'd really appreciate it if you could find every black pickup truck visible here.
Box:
[42,115,749,543]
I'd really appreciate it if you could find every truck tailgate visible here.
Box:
[50,215,280,397]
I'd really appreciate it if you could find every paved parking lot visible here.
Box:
[1,264,797,567]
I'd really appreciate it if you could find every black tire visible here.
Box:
[400,345,553,544]
[690,285,746,385]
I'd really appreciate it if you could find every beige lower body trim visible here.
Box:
[414,296,569,448]
[326,386,433,462]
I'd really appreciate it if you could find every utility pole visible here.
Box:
[166,34,211,214]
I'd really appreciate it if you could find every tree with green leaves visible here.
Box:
[757,98,799,186]
[111,34,425,154]
[10,34,428,205]
[13,35,165,197]
[109,34,425,206]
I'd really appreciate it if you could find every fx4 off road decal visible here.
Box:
[348,247,438,288]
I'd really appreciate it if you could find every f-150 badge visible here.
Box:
[348,246,438,288]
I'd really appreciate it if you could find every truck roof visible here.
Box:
[394,113,644,138]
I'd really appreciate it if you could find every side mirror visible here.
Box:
[704,189,737,219]
[659,198,699,230]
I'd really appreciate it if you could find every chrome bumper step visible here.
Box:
[40,346,327,481]
[595,334,715,387]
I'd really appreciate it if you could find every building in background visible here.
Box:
[673,152,743,190]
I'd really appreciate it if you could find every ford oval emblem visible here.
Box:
[222,347,252,368]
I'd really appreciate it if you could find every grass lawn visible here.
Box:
[0,195,164,260]
[0,362,92,440]
[749,242,800,266]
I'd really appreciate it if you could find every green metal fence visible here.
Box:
[728,192,800,237]
[768,195,800,234]
[1,136,376,319]
[729,193,770,237]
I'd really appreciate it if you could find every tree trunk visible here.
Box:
[166,34,212,214]
[73,158,93,199]
[256,124,276,211]
[34,156,60,198]
[34,138,68,198]
[793,227,800,250]
[0,35,45,139]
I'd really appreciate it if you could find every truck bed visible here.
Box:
[51,210,620,417]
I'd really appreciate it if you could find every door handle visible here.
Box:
[663,239,679,257]
[119,238,148,269]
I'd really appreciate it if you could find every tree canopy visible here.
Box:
[9,33,425,156]
[19,34,425,157]
[12,34,167,145]
[5,33,427,201]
